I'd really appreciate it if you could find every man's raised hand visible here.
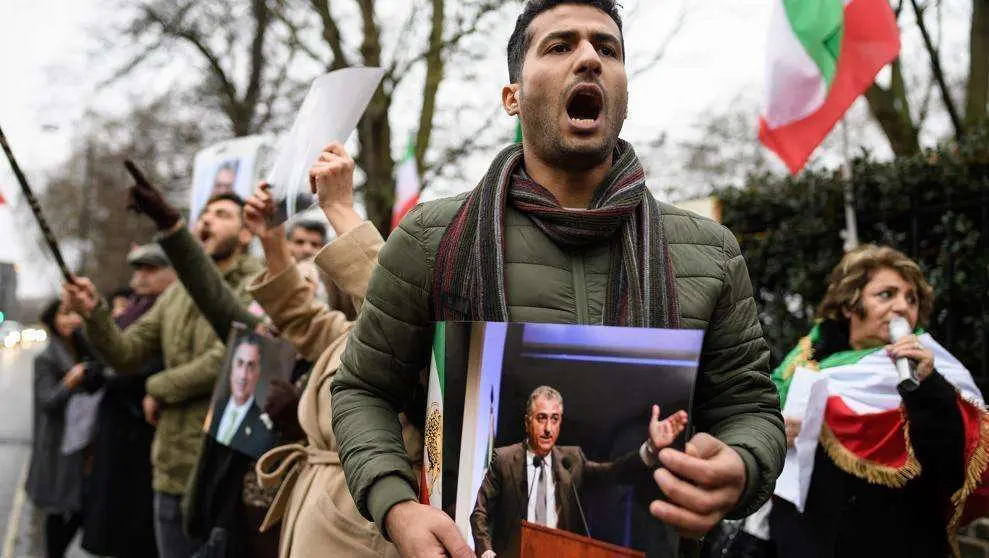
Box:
[309,142,355,212]
[244,182,284,242]
[62,276,100,317]
[648,405,688,451]
[650,432,747,539]
[123,160,181,231]
[384,501,473,558]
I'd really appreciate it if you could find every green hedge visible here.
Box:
[714,129,989,392]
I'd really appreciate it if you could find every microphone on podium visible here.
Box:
[561,457,592,538]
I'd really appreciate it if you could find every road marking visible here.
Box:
[1,460,29,558]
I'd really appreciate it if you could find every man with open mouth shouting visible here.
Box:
[330,1,786,557]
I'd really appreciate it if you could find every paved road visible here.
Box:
[0,343,88,558]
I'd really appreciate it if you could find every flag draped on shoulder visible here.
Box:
[392,137,421,231]
[759,0,900,174]
[773,324,989,554]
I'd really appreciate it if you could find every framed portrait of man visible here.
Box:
[204,324,295,459]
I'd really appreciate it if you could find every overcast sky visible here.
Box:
[0,0,971,300]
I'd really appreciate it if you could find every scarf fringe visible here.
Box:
[819,421,921,488]
[781,336,815,382]
[946,409,989,558]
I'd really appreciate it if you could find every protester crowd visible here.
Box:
[20,1,989,558]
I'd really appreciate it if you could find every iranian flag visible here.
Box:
[759,0,901,174]
[421,322,446,507]
[0,190,6,206]
[392,138,421,231]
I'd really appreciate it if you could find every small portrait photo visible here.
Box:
[423,321,705,558]
[210,159,241,197]
[205,325,295,459]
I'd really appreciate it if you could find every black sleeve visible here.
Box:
[900,370,965,498]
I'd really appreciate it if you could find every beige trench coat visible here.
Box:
[249,222,423,558]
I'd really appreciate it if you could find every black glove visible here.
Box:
[124,160,181,231]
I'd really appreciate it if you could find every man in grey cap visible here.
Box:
[127,243,176,302]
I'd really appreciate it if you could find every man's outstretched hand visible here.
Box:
[648,405,688,451]
[62,276,100,318]
[650,433,747,539]
[124,160,181,231]
[384,501,473,558]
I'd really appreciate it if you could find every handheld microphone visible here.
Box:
[562,457,592,538]
[889,316,920,389]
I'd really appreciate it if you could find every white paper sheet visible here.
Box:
[773,365,829,512]
[266,67,385,224]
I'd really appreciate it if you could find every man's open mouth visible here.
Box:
[566,85,604,125]
[199,229,212,243]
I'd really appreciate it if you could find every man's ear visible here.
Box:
[502,84,521,116]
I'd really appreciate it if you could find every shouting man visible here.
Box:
[64,193,262,558]
[330,1,786,557]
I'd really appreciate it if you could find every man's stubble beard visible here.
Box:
[519,85,626,173]
[209,234,242,263]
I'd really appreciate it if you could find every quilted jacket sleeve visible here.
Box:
[83,293,165,374]
[330,208,435,533]
[145,340,226,404]
[693,228,786,519]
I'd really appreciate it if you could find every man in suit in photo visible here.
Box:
[208,333,276,458]
[470,386,687,557]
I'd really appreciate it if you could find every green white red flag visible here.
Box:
[392,138,421,230]
[759,0,901,174]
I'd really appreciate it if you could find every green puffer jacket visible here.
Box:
[331,193,786,531]
[84,253,263,495]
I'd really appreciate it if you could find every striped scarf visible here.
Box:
[432,139,679,328]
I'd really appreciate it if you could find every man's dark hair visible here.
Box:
[204,193,247,226]
[287,219,328,242]
[205,192,246,210]
[236,330,264,352]
[507,0,625,83]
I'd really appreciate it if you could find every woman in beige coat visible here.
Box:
[243,143,422,558]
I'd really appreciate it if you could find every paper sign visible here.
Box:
[265,67,385,225]
[774,365,829,512]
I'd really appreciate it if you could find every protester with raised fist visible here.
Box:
[63,187,262,558]
[330,2,785,557]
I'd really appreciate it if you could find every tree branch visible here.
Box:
[420,105,504,190]
[966,0,989,126]
[384,0,504,86]
[910,0,964,138]
[271,3,327,66]
[414,0,445,171]
[142,4,240,115]
[357,0,381,66]
[240,0,272,136]
[628,7,686,80]
[310,0,351,69]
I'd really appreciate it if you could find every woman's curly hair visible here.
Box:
[817,244,934,327]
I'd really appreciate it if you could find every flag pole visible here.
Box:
[840,118,860,252]
[0,123,75,283]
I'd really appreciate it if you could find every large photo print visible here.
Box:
[204,324,296,459]
[423,322,704,558]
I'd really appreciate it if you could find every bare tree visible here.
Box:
[865,0,989,156]
[34,97,205,293]
[106,0,302,138]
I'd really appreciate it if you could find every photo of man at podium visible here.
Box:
[470,385,687,557]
